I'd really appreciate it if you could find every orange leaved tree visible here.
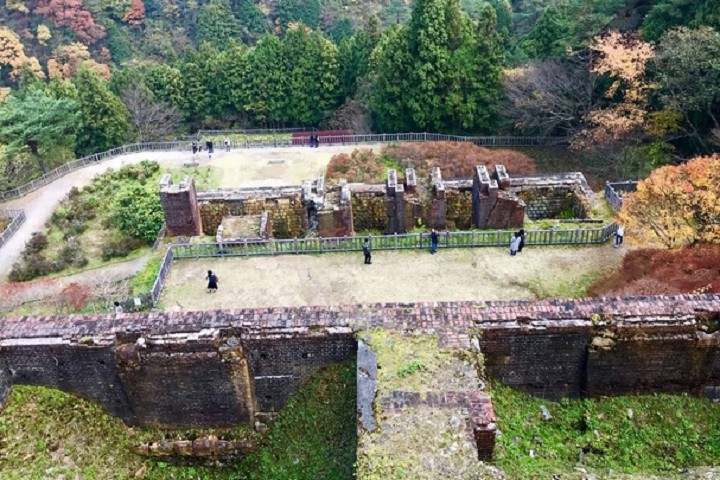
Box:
[618,155,720,248]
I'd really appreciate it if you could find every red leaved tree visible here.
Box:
[34,0,106,45]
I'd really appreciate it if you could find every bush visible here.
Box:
[9,254,55,282]
[101,236,145,261]
[25,232,48,255]
[59,239,89,268]
[111,183,164,244]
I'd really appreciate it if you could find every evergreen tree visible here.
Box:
[338,17,381,101]
[369,27,414,132]
[179,56,214,125]
[216,42,249,116]
[0,84,80,174]
[231,0,268,41]
[73,68,131,154]
[278,0,320,29]
[197,0,240,50]
[370,0,503,132]
[282,26,340,125]
[243,35,289,124]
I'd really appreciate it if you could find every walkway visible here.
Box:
[0,145,363,279]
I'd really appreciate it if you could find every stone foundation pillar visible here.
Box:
[160,174,202,237]
[318,182,354,237]
[428,167,447,229]
[472,166,498,229]
[385,169,406,234]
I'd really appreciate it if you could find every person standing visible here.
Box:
[191,140,198,155]
[362,238,372,265]
[224,138,230,152]
[206,270,218,293]
[510,233,521,256]
[430,229,439,254]
[614,223,625,248]
[517,229,526,253]
[113,301,123,313]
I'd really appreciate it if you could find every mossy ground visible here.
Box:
[492,384,720,479]
[0,360,356,480]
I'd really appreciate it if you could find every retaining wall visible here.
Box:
[1,294,720,425]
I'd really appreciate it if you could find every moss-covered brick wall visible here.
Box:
[517,186,586,220]
[199,194,306,239]
[445,190,472,230]
[352,193,387,233]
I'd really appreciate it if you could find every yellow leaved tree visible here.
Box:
[618,155,720,248]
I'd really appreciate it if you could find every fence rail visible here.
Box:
[1,134,569,202]
[605,181,639,212]
[169,224,617,260]
[0,209,27,250]
[150,247,175,306]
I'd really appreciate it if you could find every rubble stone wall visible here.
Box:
[516,185,586,220]
[351,192,387,233]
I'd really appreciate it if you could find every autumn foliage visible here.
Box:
[326,142,537,183]
[618,155,720,248]
[123,0,146,26]
[48,43,110,80]
[572,31,655,148]
[588,245,720,297]
[34,0,106,45]
[0,27,44,81]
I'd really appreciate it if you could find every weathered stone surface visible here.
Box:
[160,175,202,236]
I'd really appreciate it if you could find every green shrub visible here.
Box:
[101,236,145,261]
[111,183,164,244]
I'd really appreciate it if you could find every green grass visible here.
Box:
[0,360,356,480]
[161,165,221,191]
[131,249,165,295]
[492,384,720,479]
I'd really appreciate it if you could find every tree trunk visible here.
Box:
[26,138,47,174]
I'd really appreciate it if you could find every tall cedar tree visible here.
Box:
[73,68,131,154]
[243,35,289,124]
[370,0,503,132]
[282,26,340,125]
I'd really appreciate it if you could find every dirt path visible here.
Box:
[161,245,627,311]
[0,145,369,280]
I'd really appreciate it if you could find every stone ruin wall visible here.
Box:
[1,294,720,461]
[197,189,307,239]
[159,167,595,240]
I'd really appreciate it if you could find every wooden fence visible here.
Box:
[605,181,638,212]
[0,209,26,250]
[170,224,617,260]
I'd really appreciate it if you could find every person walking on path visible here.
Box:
[517,229,526,253]
[430,229,439,254]
[510,233,521,256]
[614,223,625,248]
[224,138,230,152]
[206,269,219,293]
[191,141,198,155]
[362,238,372,264]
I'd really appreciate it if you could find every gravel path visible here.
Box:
[161,245,628,311]
[0,145,359,280]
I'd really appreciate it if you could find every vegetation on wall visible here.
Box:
[0,360,356,479]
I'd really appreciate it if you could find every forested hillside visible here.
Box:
[1,0,720,189]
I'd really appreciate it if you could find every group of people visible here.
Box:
[191,140,214,157]
[308,135,320,148]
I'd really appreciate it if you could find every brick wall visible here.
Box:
[1,295,720,427]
